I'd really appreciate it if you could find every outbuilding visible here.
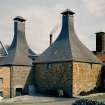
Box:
[34,9,102,97]
[0,16,36,98]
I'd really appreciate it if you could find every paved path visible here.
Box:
[0,100,75,105]
[1,93,105,105]
[0,95,78,105]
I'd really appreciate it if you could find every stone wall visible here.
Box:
[73,62,101,96]
[35,62,72,97]
[95,53,105,89]
[12,66,33,97]
[0,67,10,98]
[96,53,105,61]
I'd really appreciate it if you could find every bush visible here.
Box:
[72,99,105,105]
[79,87,100,96]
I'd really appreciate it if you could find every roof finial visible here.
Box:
[14,16,26,22]
[61,9,75,15]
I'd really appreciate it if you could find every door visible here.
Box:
[28,85,35,95]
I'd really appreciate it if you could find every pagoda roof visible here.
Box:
[0,16,36,66]
[35,9,101,64]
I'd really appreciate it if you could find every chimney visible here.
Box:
[96,32,105,53]
[14,16,26,36]
[55,9,75,41]
[9,16,28,49]
[50,34,52,46]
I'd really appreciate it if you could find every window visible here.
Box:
[0,91,3,97]
[47,63,52,69]
[0,78,3,85]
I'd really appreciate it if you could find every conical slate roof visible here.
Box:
[35,9,101,64]
[0,16,36,66]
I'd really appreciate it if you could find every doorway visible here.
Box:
[16,88,22,96]
[28,85,35,95]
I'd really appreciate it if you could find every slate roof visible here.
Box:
[0,16,36,66]
[35,9,102,64]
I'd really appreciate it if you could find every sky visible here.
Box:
[0,0,105,54]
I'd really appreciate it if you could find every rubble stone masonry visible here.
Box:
[0,67,10,98]
[35,62,101,97]
[12,66,32,97]
[35,62,73,97]
[96,53,105,61]
[73,62,101,96]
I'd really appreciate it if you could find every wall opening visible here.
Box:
[0,78,3,85]
[0,91,3,97]
[28,85,35,95]
[47,63,52,70]
[16,88,22,96]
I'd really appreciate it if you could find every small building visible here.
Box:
[34,9,102,97]
[94,32,105,89]
[0,16,36,98]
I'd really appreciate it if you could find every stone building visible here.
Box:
[34,9,102,97]
[94,32,105,89]
[0,16,36,98]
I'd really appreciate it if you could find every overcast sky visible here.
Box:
[0,0,105,54]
